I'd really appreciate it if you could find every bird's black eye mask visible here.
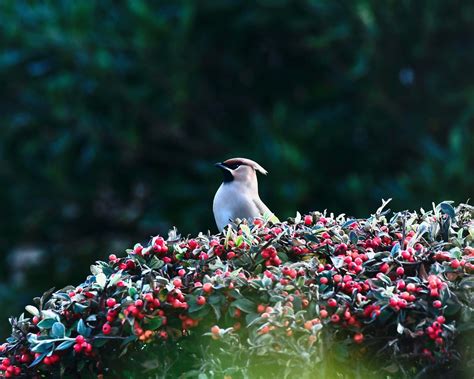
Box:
[225,163,241,170]
[215,162,241,183]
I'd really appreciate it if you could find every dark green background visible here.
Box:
[0,1,473,338]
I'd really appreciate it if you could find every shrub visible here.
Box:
[0,201,473,378]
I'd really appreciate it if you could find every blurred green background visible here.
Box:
[0,1,473,339]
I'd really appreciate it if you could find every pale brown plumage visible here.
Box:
[213,157,274,231]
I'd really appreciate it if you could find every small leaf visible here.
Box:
[211,303,221,320]
[25,305,40,317]
[109,271,123,286]
[74,303,88,314]
[390,242,400,257]
[51,322,66,338]
[439,202,456,219]
[29,352,47,367]
[397,323,404,334]
[235,235,244,248]
[96,273,107,289]
[240,224,251,238]
[233,298,256,313]
[349,231,358,244]
[56,340,75,351]
[342,219,357,228]
[77,319,87,335]
[37,318,56,329]
[144,317,162,330]
[294,211,302,224]
[90,265,102,276]
[31,341,54,353]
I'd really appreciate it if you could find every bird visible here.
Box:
[213,157,276,231]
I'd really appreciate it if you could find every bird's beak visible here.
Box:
[214,162,230,171]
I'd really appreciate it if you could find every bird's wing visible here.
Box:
[252,198,280,223]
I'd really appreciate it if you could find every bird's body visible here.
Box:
[213,157,274,231]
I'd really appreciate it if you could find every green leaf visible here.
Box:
[294,211,302,224]
[377,273,392,285]
[77,319,87,336]
[96,273,107,288]
[31,341,54,353]
[440,202,456,219]
[240,224,251,238]
[51,322,66,338]
[211,303,221,320]
[56,340,75,351]
[349,231,358,244]
[144,316,162,330]
[29,352,47,367]
[109,271,123,287]
[37,318,56,329]
[233,298,256,313]
[235,235,244,248]
[390,242,400,257]
[25,305,40,316]
[74,303,88,314]
[245,312,260,325]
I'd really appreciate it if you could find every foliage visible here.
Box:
[1,1,474,338]
[0,201,473,378]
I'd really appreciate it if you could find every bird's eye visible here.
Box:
[228,164,240,170]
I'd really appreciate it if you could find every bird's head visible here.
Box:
[214,157,267,186]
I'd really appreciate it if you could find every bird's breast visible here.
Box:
[213,183,261,230]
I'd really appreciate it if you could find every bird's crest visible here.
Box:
[223,157,268,175]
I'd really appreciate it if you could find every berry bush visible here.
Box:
[0,201,473,378]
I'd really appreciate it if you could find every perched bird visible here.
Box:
[213,157,276,231]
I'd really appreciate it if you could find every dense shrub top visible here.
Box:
[0,201,473,378]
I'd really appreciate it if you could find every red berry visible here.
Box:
[203,283,213,293]
[304,215,313,226]
[211,325,220,335]
[257,304,266,313]
[106,298,116,308]
[320,309,328,318]
[330,314,340,323]
[353,333,364,344]
[75,335,85,344]
[327,298,337,307]
[227,251,236,259]
[450,259,460,269]
[102,323,112,335]
[396,267,405,276]
[73,343,82,353]
[173,278,182,288]
[433,300,442,308]
[133,243,143,255]
[320,277,329,285]
[109,254,117,262]
[197,296,206,306]
[178,269,186,277]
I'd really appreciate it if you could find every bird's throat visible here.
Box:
[221,170,234,183]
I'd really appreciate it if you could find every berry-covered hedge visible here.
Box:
[1,201,473,378]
